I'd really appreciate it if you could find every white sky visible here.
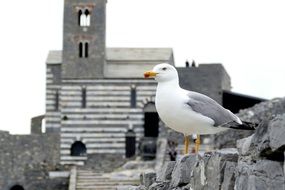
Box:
[0,0,284,134]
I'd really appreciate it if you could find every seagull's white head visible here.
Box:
[144,63,179,83]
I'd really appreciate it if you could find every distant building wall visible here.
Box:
[177,64,231,104]
[46,60,62,133]
[0,132,65,190]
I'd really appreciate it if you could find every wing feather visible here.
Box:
[186,91,240,126]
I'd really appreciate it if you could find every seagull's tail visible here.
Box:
[221,121,258,130]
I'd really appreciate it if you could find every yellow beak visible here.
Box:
[144,71,157,78]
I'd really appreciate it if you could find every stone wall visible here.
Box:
[0,132,67,190]
[136,114,285,190]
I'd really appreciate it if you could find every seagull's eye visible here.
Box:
[162,67,167,71]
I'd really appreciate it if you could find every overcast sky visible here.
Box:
[0,0,284,134]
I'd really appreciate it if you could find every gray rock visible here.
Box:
[181,184,194,190]
[134,185,147,190]
[237,115,285,161]
[140,171,156,188]
[268,115,285,152]
[189,156,206,190]
[170,154,199,187]
[148,181,170,190]
[213,98,285,149]
[235,159,285,190]
[203,149,238,190]
[220,161,236,190]
[157,161,176,181]
[236,135,254,156]
[117,185,139,190]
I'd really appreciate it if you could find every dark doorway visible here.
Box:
[71,141,87,156]
[143,103,159,137]
[10,185,24,190]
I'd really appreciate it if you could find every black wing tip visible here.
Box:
[240,121,258,130]
[221,121,258,130]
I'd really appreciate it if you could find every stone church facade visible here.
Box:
[45,0,231,166]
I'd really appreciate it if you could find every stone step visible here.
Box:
[77,176,109,179]
[77,180,139,185]
[60,156,87,161]
[60,161,84,166]
[76,187,116,190]
[76,173,104,176]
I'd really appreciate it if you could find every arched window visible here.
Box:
[85,43,89,58]
[78,9,91,27]
[78,10,83,26]
[71,141,87,156]
[80,11,86,26]
[85,9,90,26]
[10,185,25,190]
[79,42,83,58]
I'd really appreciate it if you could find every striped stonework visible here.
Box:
[46,77,158,165]
[46,65,61,133]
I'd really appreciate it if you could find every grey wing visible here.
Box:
[186,91,240,126]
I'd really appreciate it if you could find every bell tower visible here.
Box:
[62,0,107,79]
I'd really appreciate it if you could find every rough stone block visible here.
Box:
[148,181,170,190]
[170,154,199,187]
[220,161,236,190]
[267,115,285,152]
[156,161,176,181]
[203,149,238,190]
[235,159,284,190]
[237,135,254,156]
[189,156,206,190]
[238,115,285,161]
[140,171,156,188]
[117,185,139,190]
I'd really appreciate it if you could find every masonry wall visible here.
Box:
[177,64,231,104]
[62,0,107,79]
[46,64,62,133]
[0,132,66,190]
[59,78,157,165]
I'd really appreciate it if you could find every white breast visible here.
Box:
[155,85,226,135]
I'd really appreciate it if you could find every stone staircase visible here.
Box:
[69,167,140,190]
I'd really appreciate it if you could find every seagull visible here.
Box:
[144,63,256,154]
